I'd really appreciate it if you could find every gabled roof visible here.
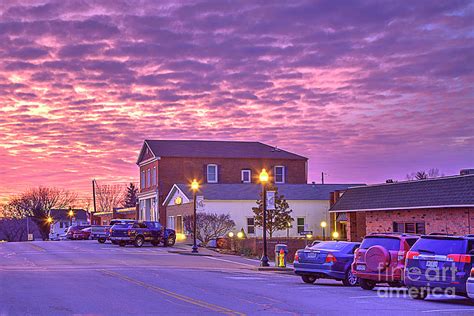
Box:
[137,140,307,164]
[163,183,364,205]
[330,175,474,212]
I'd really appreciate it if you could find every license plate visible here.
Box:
[307,252,317,258]
[426,260,438,268]
[356,264,366,271]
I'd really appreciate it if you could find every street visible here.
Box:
[1,241,474,315]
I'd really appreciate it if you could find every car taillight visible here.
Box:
[406,251,420,260]
[447,254,471,263]
[470,268,474,277]
[397,251,405,261]
[294,253,299,262]
[325,253,337,263]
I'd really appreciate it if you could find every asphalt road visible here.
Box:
[1,241,474,315]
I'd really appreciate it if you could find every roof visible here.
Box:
[138,140,307,163]
[164,183,364,204]
[50,209,88,221]
[330,175,474,212]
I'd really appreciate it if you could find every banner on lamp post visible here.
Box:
[196,195,205,211]
[266,191,276,210]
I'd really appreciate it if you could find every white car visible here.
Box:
[467,268,474,300]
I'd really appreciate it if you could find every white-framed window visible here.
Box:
[146,169,151,187]
[297,217,305,234]
[246,217,255,234]
[207,164,218,183]
[141,170,145,189]
[241,169,251,183]
[274,166,285,183]
[152,166,157,186]
[167,216,175,230]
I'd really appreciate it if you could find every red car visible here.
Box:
[66,226,91,240]
[352,233,419,290]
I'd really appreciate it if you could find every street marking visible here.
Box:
[422,308,474,313]
[204,256,256,267]
[27,243,46,252]
[225,276,264,280]
[100,270,245,315]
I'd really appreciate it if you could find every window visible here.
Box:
[393,222,425,234]
[274,166,285,183]
[146,169,151,187]
[247,217,255,234]
[297,217,305,234]
[207,164,218,183]
[167,216,175,230]
[141,170,145,189]
[241,170,251,183]
[176,215,183,234]
[152,167,157,186]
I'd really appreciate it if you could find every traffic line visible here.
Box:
[422,308,474,313]
[27,243,46,252]
[100,270,245,316]
[204,256,256,267]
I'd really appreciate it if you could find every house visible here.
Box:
[49,209,89,237]
[163,183,362,238]
[329,171,474,241]
[92,207,138,225]
[136,140,308,225]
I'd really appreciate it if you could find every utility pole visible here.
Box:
[92,179,97,225]
[321,172,325,184]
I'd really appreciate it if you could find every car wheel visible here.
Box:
[408,287,428,300]
[388,281,404,288]
[359,278,376,290]
[134,236,144,247]
[119,241,126,247]
[164,235,176,247]
[343,270,359,286]
[301,275,317,284]
[98,238,106,244]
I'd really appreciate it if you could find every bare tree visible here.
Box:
[0,219,26,242]
[406,168,443,181]
[4,187,77,240]
[183,213,235,246]
[95,184,125,213]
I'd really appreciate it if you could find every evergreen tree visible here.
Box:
[123,183,138,207]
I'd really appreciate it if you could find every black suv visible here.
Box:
[110,221,176,247]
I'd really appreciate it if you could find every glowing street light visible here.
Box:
[190,179,199,253]
[259,169,269,267]
[228,232,234,238]
[320,221,327,240]
[46,216,53,224]
[68,208,74,227]
[237,231,244,239]
[332,231,339,240]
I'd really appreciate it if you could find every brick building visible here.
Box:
[136,140,308,225]
[329,172,474,241]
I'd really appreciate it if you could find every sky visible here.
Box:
[0,0,473,203]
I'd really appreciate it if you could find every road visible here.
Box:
[1,241,474,315]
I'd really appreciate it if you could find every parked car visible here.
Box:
[467,268,474,300]
[110,221,176,247]
[405,235,474,300]
[99,219,136,243]
[294,241,360,286]
[353,233,419,290]
[66,225,91,240]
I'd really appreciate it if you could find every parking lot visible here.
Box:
[1,240,474,315]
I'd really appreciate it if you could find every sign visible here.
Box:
[299,230,313,236]
[266,191,275,210]
[196,195,205,211]
[27,234,33,241]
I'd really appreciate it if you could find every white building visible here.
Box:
[163,183,360,238]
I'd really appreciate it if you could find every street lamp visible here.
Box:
[191,179,199,253]
[332,231,339,240]
[259,168,269,267]
[320,221,327,241]
[68,208,74,227]
[46,216,53,224]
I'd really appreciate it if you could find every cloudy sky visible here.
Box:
[0,0,473,202]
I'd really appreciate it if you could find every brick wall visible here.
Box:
[346,212,366,242]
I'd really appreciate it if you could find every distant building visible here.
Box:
[163,183,362,238]
[92,207,138,226]
[136,140,308,225]
[49,209,88,237]
[329,172,474,241]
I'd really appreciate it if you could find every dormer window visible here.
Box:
[274,166,285,184]
[207,164,218,183]
[241,170,251,183]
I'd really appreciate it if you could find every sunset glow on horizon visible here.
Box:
[0,0,473,203]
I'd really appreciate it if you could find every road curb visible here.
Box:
[255,267,295,275]
[168,250,214,257]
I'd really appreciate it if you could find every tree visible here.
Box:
[123,183,138,208]
[252,186,293,238]
[4,187,77,240]
[406,168,443,180]
[96,184,125,213]
[183,213,235,246]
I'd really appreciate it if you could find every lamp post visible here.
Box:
[68,208,74,227]
[320,221,327,241]
[191,179,199,253]
[259,169,269,267]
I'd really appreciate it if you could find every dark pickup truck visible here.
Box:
[110,221,176,247]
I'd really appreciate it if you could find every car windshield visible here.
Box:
[360,237,400,250]
[310,241,348,251]
[411,238,467,255]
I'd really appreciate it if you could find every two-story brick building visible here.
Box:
[136,140,308,225]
